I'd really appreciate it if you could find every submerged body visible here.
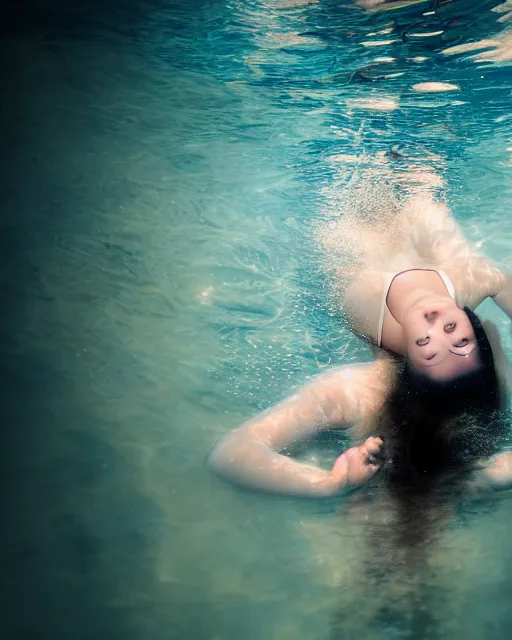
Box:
[209,190,512,498]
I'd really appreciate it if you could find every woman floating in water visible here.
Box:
[209,188,512,498]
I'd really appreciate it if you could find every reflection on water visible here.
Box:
[2,0,512,638]
[326,487,511,640]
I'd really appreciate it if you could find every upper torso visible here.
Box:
[334,194,504,348]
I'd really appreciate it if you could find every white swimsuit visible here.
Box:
[376,268,457,347]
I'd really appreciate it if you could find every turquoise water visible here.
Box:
[2,1,512,638]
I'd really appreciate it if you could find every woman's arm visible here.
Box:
[208,361,388,498]
[493,273,512,319]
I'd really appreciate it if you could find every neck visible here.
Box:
[386,270,451,325]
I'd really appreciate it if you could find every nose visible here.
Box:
[424,311,438,322]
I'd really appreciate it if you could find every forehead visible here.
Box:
[420,350,481,381]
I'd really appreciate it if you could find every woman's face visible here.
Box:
[403,300,480,381]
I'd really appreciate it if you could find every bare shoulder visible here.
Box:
[342,272,384,341]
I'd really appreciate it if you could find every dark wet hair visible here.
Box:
[377,307,507,486]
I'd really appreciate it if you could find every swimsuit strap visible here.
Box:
[377,268,456,348]
[377,273,397,347]
[437,268,457,302]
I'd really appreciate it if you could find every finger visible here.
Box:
[356,462,380,484]
[366,462,380,474]
[362,436,383,456]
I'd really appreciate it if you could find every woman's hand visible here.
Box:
[465,451,512,495]
[479,451,512,491]
[330,436,384,492]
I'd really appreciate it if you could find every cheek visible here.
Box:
[457,318,474,335]
[407,349,424,366]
